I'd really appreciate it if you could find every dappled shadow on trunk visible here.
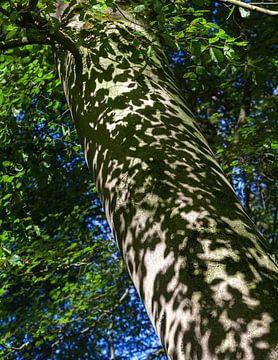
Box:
[57,13,278,360]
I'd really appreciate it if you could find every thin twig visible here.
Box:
[218,0,278,15]
[0,342,30,351]
[251,2,278,4]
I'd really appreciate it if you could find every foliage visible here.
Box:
[0,0,277,358]
[0,44,162,359]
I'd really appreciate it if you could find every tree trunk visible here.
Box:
[54,5,278,359]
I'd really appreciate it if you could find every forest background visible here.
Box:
[0,0,277,359]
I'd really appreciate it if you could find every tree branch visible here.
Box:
[49,29,83,69]
[0,5,83,69]
[0,341,30,352]
[218,0,278,15]
[79,289,130,335]
[109,314,115,360]
[0,36,53,51]
[251,2,278,4]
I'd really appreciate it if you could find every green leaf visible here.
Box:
[190,40,201,58]
[2,247,11,256]
[16,181,22,189]
[239,7,250,18]
[183,72,197,80]
[2,193,12,201]
[134,4,145,13]
[2,175,14,183]
[153,0,162,13]
[5,27,17,40]
[34,225,41,236]
[209,47,224,64]
[227,5,235,19]
[2,161,11,167]
[196,66,205,75]
[209,37,219,44]
[223,45,235,60]
[8,254,23,267]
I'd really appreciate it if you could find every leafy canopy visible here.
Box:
[0,0,277,358]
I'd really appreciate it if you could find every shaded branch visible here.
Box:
[109,314,115,360]
[218,0,278,15]
[0,36,53,51]
[0,341,30,352]
[49,29,83,69]
[0,5,82,69]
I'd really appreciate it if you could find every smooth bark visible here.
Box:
[54,4,278,359]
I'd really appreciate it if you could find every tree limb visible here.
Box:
[218,0,278,15]
[0,36,53,51]
[0,341,30,352]
[109,314,115,360]
[49,29,83,69]
[0,4,83,68]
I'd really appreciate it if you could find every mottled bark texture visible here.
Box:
[55,4,278,359]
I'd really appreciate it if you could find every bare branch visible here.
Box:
[109,315,115,360]
[79,289,130,336]
[218,0,278,15]
[0,341,30,352]
[251,2,278,4]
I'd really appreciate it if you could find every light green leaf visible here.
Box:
[223,45,235,60]
[9,254,23,267]
[209,37,219,44]
[5,27,17,40]
[239,7,250,18]
[209,47,224,64]
[134,4,145,13]
[227,5,235,19]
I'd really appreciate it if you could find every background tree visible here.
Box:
[0,0,277,359]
